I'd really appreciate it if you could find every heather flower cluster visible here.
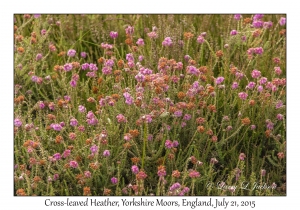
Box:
[14,14,285,196]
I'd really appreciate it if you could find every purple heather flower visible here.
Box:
[277,114,284,121]
[174,110,183,118]
[90,145,99,155]
[279,17,286,26]
[136,38,144,46]
[179,187,190,196]
[135,73,145,82]
[105,59,114,67]
[62,149,71,158]
[189,170,200,178]
[165,140,173,149]
[263,21,273,29]
[181,122,187,128]
[41,29,47,35]
[131,165,139,174]
[69,160,78,168]
[183,114,192,121]
[86,71,96,78]
[80,52,87,58]
[126,53,134,62]
[147,31,158,39]
[170,183,181,191]
[259,77,268,85]
[53,153,61,161]
[274,67,282,75]
[230,30,238,36]
[276,101,284,109]
[81,63,89,70]
[60,121,65,127]
[254,47,263,55]
[33,14,41,18]
[253,14,264,20]
[86,118,98,125]
[78,105,86,113]
[251,69,261,78]
[64,95,71,101]
[64,63,73,71]
[109,31,118,39]
[250,125,256,130]
[53,174,59,181]
[70,118,78,127]
[111,177,118,184]
[36,53,43,61]
[187,65,200,76]
[266,121,274,130]
[246,82,256,90]
[201,32,207,37]
[162,37,173,47]
[216,76,225,84]
[103,150,110,157]
[197,35,205,44]
[232,82,239,89]
[252,20,264,28]
[257,85,264,92]
[138,55,144,61]
[51,123,62,131]
[238,92,248,100]
[14,118,22,127]
[84,171,92,178]
[70,80,77,87]
[67,49,76,57]
[172,140,179,148]
[116,114,127,123]
[89,63,98,71]
[234,14,242,20]
[102,66,112,75]
[125,26,134,35]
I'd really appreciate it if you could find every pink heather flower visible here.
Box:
[70,118,78,127]
[138,55,144,61]
[279,17,286,26]
[183,114,192,121]
[274,67,282,75]
[257,85,264,92]
[135,73,145,82]
[189,170,200,178]
[111,177,118,184]
[234,14,242,20]
[109,31,118,39]
[251,69,261,78]
[78,105,86,113]
[254,47,263,55]
[235,72,244,80]
[100,43,113,50]
[64,63,73,71]
[41,29,47,35]
[162,37,173,47]
[116,114,127,123]
[216,76,225,84]
[14,118,22,127]
[131,165,139,174]
[246,82,256,90]
[230,30,238,36]
[51,123,62,131]
[277,114,284,121]
[81,63,89,70]
[250,125,256,130]
[238,92,248,100]
[181,122,187,128]
[105,59,114,67]
[252,20,264,28]
[126,53,134,62]
[263,21,273,29]
[266,121,274,130]
[90,145,98,155]
[86,71,96,78]
[157,168,166,177]
[170,183,181,191]
[187,65,200,76]
[142,114,153,123]
[259,77,268,85]
[124,133,132,141]
[172,141,179,147]
[53,174,59,181]
[36,53,43,61]
[86,111,95,119]
[136,38,144,46]
[253,14,264,20]
[261,169,266,176]
[103,150,110,157]
[86,118,98,125]
[69,160,78,168]
[102,66,112,75]
[197,35,205,44]
[53,153,61,161]
[89,63,98,71]
[64,95,71,101]
[67,49,76,57]
[84,171,92,178]
[48,102,55,111]
[78,125,85,132]
[125,26,134,35]
[80,52,87,58]
[33,14,41,18]
[123,92,134,105]
[174,110,183,118]
[179,187,190,196]
[226,126,233,131]
[69,132,76,140]
[147,31,158,39]
[60,122,65,127]
[232,82,239,89]
[70,80,77,87]
[165,140,173,149]
[201,32,207,37]
[62,149,71,158]
[239,153,246,161]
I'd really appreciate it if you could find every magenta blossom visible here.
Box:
[162,37,173,47]
[238,92,248,100]
[109,31,118,39]
[69,160,78,168]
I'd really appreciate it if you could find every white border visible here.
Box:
[2,1,298,210]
